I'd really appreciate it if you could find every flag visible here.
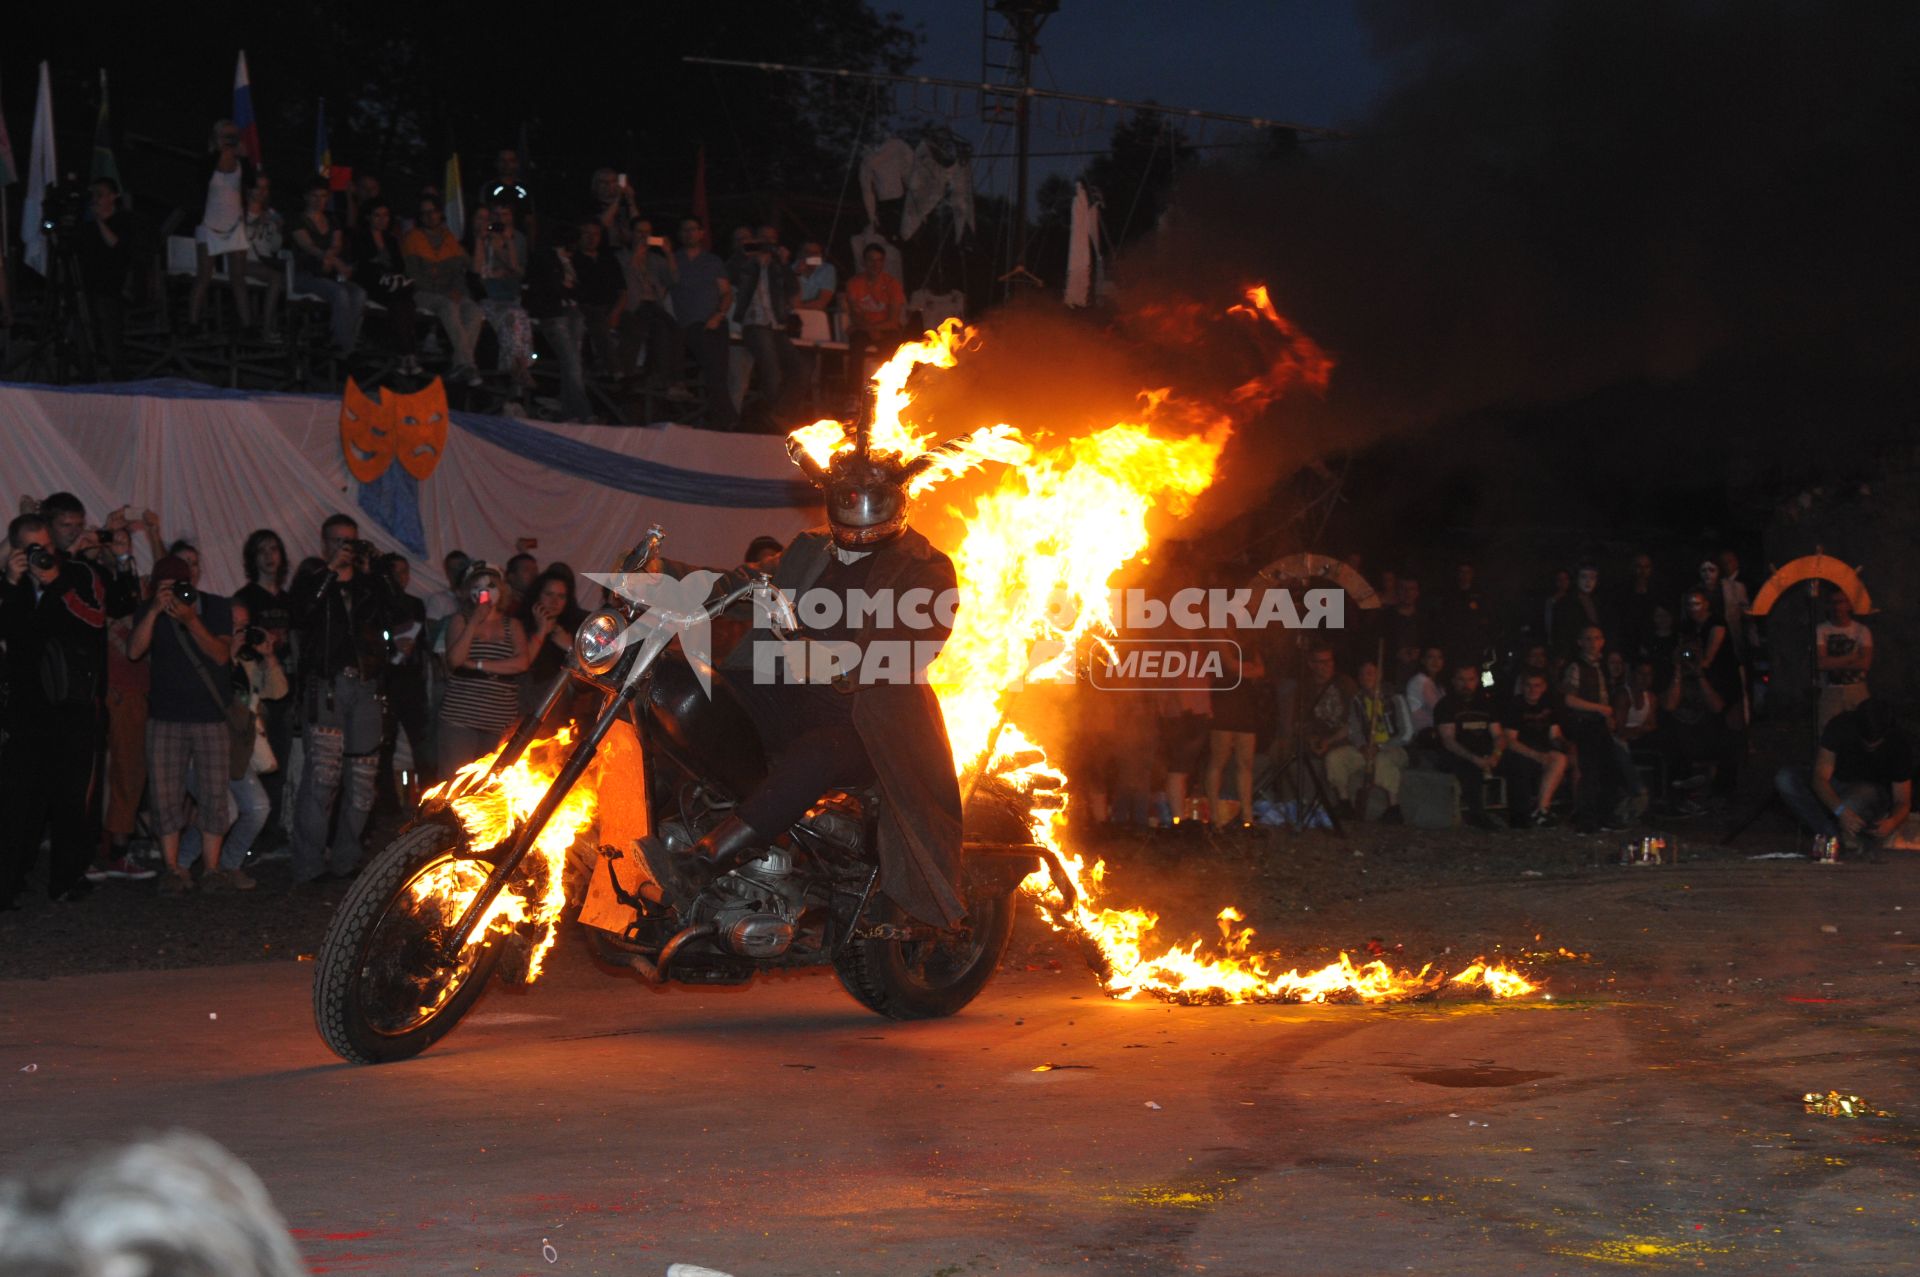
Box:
[314,96,329,179]
[0,72,18,188]
[21,61,56,276]
[232,50,261,167]
[91,68,122,200]
[444,152,466,241]
[691,145,709,237]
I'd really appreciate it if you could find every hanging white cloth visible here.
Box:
[859,137,916,226]
[899,140,976,243]
[1065,182,1103,309]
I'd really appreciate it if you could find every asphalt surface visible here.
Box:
[4,849,1918,1277]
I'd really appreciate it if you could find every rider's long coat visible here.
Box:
[720,528,966,928]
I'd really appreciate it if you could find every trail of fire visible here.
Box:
[798,299,1537,1005]
[419,290,1537,1005]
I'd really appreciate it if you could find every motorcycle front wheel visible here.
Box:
[832,888,1018,1020]
[313,819,507,1064]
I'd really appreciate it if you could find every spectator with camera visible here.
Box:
[475,199,535,404]
[591,168,639,252]
[125,555,234,894]
[402,195,486,386]
[1,515,112,907]
[351,201,422,375]
[40,492,143,620]
[288,515,392,886]
[291,177,367,359]
[729,228,802,429]
[615,218,678,390]
[438,563,553,774]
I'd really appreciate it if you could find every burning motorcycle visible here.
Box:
[313,525,1074,1065]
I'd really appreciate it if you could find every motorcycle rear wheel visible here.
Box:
[313,819,506,1065]
[832,888,1018,1020]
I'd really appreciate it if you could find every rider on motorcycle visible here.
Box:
[649,412,968,929]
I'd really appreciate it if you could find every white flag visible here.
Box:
[21,61,57,276]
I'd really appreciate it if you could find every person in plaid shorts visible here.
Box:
[129,555,235,895]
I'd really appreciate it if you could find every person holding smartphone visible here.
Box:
[615,217,678,393]
[591,168,638,251]
[437,564,552,775]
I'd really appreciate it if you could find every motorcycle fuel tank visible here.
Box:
[642,654,768,800]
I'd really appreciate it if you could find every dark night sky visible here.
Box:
[883,0,1389,188]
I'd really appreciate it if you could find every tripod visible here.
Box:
[10,230,96,386]
[1268,745,1346,836]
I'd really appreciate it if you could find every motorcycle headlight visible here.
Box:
[575,609,627,674]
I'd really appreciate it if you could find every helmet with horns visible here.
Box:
[786,388,964,550]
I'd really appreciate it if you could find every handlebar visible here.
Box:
[644,573,797,632]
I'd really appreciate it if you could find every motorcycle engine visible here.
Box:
[695,843,820,961]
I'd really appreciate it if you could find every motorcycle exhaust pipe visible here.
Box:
[626,923,714,984]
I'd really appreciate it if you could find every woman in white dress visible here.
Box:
[190,120,255,331]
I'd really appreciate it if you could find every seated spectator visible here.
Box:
[290,177,366,358]
[571,218,626,377]
[75,178,132,379]
[1435,662,1515,830]
[1287,644,1357,761]
[474,200,534,401]
[1325,657,1412,816]
[590,167,639,251]
[352,200,421,374]
[1503,670,1569,827]
[1815,589,1872,729]
[1404,645,1447,746]
[668,215,736,428]
[1615,657,1670,812]
[402,195,485,385]
[794,241,837,312]
[240,174,287,336]
[615,218,677,389]
[1509,642,1552,698]
[346,171,383,230]
[845,243,906,376]
[438,563,552,775]
[190,120,256,331]
[126,556,234,895]
[523,225,593,422]
[1205,646,1269,828]
[730,229,803,429]
[1776,699,1913,853]
[480,147,535,238]
[1560,624,1633,832]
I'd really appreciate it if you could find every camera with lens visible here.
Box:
[170,582,198,607]
[23,544,57,573]
[347,538,378,564]
[237,625,269,661]
[1676,644,1700,673]
[487,219,504,234]
[37,176,87,241]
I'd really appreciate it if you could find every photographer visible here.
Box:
[475,200,534,402]
[288,515,391,886]
[128,556,235,895]
[437,563,551,775]
[1,515,110,907]
[40,491,142,620]
[591,168,639,251]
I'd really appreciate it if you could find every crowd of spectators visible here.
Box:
[49,134,935,431]
[1072,548,1910,851]
[0,489,735,907]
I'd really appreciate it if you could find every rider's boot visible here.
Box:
[688,813,764,876]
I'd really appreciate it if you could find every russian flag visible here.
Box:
[232,50,261,167]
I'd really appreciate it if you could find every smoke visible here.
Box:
[1115,0,1920,497]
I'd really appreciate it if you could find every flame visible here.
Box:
[818,287,1538,1006]
[415,727,596,981]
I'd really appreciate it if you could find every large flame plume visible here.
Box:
[414,728,596,981]
[801,288,1535,1005]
